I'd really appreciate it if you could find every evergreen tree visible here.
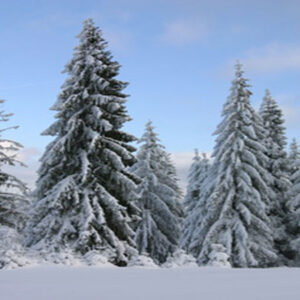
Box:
[0,100,28,232]
[181,150,210,253]
[183,150,201,217]
[287,139,300,265]
[0,100,29,269]
[162,152,183,206]
[287,164,300,265]
[259,89,291,263]
[25,19,140,266]
[194,63,277,267]
[288,138,300,178]
[131,121,183,264]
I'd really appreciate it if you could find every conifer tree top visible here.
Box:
[289,138,300,161]
[259,89,287,149]
[140,121,161,145]
[49,18,131,130]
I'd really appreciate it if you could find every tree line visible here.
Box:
[0,19,299,269]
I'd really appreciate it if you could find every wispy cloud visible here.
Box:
[275,94,300,130]
[26,13,81,33]
[221,43,300,77]
[160,19,209,46]
[104,30,133,53]
[25,11,134,53]
[244,44,300,73]
[170,151,193,191]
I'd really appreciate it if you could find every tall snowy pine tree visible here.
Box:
[259,89,291,263]
[181,150,210,254]
[25,19,140,266]
[193,63,277,267]
[131,121,183,264]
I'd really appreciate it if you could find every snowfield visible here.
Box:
[1,266,300,300]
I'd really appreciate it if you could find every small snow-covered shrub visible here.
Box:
[38,248,83,266]
[128,254,157,268]
[0,249,31,270]
[84,250,113,267]
[0,226,31,270]
[207,244,231,268]
[162,249,197,268]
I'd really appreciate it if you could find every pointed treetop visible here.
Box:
[260,89,276,113]
[289,138,300,161]
[145,120,154,130]
[291,138,299,151]
[229,60,252,102]
[259,89,287,149]
[78,18,102,43]
[140,120,162,146]
[234,60,247,80]
[234,60,242,72]
[291,137,298,145]
[83,18,95,27]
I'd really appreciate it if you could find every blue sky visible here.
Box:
[1,0,300,187]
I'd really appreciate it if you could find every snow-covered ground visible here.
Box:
[1,266,299,300]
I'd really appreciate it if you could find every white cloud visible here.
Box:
[170,151,194,190]
[104,30,133,52]
[221,43,300,77]
[282,104,300,125]
[244,44,300,73]
[27,13,81,33]
[275,94,300,130]
[160,19,209,46]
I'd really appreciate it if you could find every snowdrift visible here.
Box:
[1,266,299,300]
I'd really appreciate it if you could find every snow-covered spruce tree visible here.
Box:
[287,139,300,265]
[181,150,210,253]
[0,100,29,269]
[25,19,140,266]
[0,100,28,232]
[161,152,183,206]
[131,121,183,264]
[288,138,300,178]
[194,62,277,268]
[188,154,215,259]
[287,162,300,265]
[259,89,291,263]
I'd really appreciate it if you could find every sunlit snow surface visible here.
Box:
[1,266,299,300]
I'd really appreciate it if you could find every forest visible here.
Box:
[0,18,299,271]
